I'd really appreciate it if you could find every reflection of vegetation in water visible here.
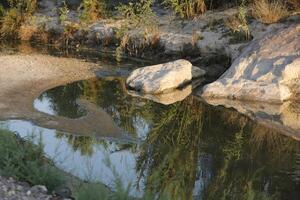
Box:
[39,78,300,199]
[137,97,205,200]
[44,78,157,135]
[41,82,87,118]
[136,97,300,200]
[202,111,300,200]
[55,131,137,156]
[80,78,157,136]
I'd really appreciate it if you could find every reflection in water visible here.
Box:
[3,78,300,199]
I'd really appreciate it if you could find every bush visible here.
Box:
[0,8,21,39]
[79,0,108,23]
[252,0,289,24]
[163,0,206,19]
[225,3,251,42]
[0,0,37,39]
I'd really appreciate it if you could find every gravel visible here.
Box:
[0,176,52,200]
[0,176,74,200]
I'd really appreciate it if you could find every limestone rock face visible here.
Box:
[126,59,205,94]
[201,24,300,103]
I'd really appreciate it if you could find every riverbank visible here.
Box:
[1,0,299,74]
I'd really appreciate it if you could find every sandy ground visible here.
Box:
[0,53,134,141]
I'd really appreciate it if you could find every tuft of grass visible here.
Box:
[252,0,289,24]
[191,30,202,47]
[0,129,65,192]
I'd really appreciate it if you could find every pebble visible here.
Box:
[0,176,53,200]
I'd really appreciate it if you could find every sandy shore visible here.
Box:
[0,53,132,140]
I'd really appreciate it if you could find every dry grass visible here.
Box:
[287,0,300,11]
[252,0,289,24]
[19,24,38,41]
[147,27,161,48]
[191,30,202,47]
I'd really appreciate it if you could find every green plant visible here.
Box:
[225,2,251,42]
[75,183,110,200]
[117,0,156,28]
[59,0,70,24]
[163,0,206,19]
[0,129,65,192]
[79,0,107,23]
[7,0,37,15]
[0,8,22,39]
[116,0,159,59]
[0,4,5,17]
[0,0,37,39]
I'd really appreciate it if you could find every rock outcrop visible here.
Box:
[126,59,205,94]
[201,24,300,103]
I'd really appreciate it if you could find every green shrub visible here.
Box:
[0,0,37,39]
[0,129,65,192]
[7,0,37,15]
[79,0,108,23]
[163,0,206,19]
[116,0,159,59]
[117,0,156,28]
[225,3,251,42]
[59,0,70,23]
[0,8,22,39]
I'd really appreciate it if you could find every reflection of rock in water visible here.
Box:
[127,85,192,105]
[203,98,300,140]
[0,54,134,142]
[127,79,204,105]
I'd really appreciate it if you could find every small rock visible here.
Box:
[31,185,48,194]
[26,190,32,196]
[192,66,206,79]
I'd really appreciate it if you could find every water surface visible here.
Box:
[2,77,300,200]
[0,43,299,199]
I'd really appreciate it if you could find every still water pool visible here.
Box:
[1,77,299,199]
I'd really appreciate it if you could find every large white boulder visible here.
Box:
[126,59,205,94]
[201,24,300,103]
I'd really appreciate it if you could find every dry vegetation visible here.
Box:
[252,0,289,24]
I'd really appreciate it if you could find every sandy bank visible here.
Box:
[0,53,133,141]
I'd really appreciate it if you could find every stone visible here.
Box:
[201,24,300,103]
[127,59,205,94]
[192,66,206,79]
[30,185,47,194]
